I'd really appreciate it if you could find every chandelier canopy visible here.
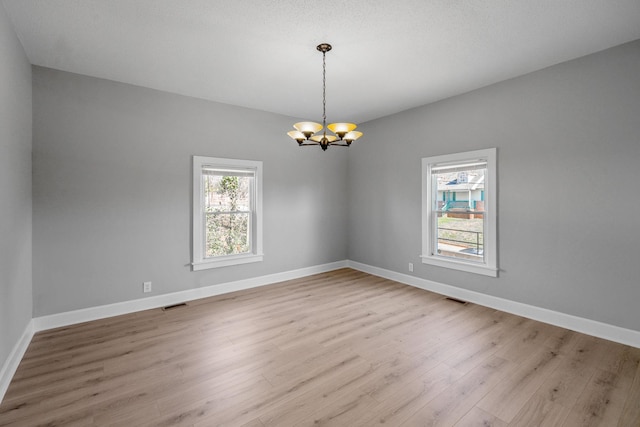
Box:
[287,43,363,151]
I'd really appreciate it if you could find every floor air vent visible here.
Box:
[445,297,468,305]
[162,303,188,311]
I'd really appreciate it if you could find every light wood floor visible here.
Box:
[1,269,639,426]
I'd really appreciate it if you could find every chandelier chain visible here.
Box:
[322,50,327,129]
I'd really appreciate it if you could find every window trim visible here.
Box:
[192,156,263,271]
[421,148,498,277]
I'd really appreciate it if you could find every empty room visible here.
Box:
[1,1,640,426]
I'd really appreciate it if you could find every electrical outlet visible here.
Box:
[408,262,413,272]
[143,281,152,293]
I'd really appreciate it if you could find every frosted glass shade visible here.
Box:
[293,121,323,138]
[327,122,357,138]
[287,130,306,142]
[343,131,363,143]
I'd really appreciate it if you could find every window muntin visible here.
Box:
[193,157,263,270]
[421,149,497,277]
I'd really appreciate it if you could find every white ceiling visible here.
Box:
[3,0,640,124]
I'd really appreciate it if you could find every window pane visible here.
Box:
[433,166,486,263]
[203,172,252,257]
[204,174,252,212]
[205,212,250,257]
[436,217,484,262]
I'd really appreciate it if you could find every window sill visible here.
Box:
[420,255,498,277]
[192,253,264,271]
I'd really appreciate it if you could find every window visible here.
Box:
[192,156,263,270]
[421,148,497,277]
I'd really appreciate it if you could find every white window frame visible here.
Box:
[192,156,263,271]
[421,148,498,277]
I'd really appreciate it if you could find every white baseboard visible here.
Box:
[347,260,640,349]
[0,320,34,404]
[33,260,348,332]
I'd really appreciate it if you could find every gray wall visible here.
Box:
[349,40,640,332]
[32,67,348,316]
[0,4,32,367]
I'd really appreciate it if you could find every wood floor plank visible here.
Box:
[239,419,265,427]
[453,407,507,427]
[400,356,515,426]
[535,357,597,409]
[304,391,378,426]
[494,320,559,362]
[1,268,639,427]
[436,311,519,374]
[477,347,563,422]
[562,367,634,427]
[618,354,640,426]
[353,364,463,426]
[357,352,441,403]
[508,394,570,427]
[192,351,366,426]
[258,359,374,426]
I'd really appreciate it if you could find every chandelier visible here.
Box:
[287,43,363,151]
